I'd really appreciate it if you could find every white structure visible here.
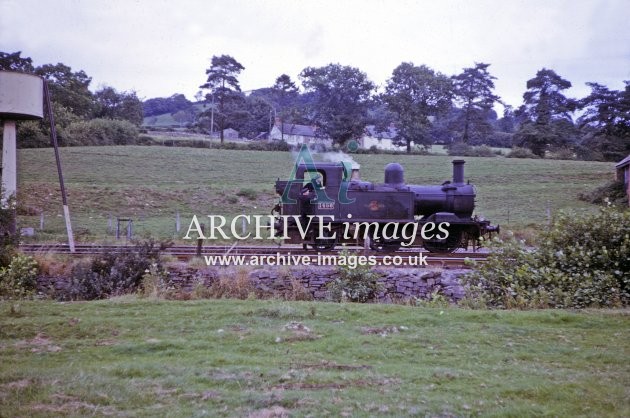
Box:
[0,71,75,251]
[269,121,332,148]
[0,72,43,207]
[359,125,409,151]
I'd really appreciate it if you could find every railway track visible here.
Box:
[19,243,488,268]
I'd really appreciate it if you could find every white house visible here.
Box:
[360,125,409,151]
[269,121,332,148]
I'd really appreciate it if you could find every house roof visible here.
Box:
[276,123,318,137]
[616,154,630,168]
[364,125,398,140]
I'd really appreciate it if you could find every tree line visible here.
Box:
[2,50,628,161]
[0,51,143,147]
[185,54,629,161]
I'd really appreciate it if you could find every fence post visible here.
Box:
[196,223,205,256]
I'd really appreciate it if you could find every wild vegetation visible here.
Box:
[463,206,630,309]
[0,187,18,267]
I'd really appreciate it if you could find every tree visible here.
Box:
[576,81,630,161]
[35,63,95,118]
[521,68,575,124]
[143,94,191,117]
[0,51,34,73]
[299,63,375,145]
[94,86,143,125]
[496,105,517,133]
[272,74,299,110]
[199,55,245,143]
[451,63,500,144]
[383,63,452,152]
[515,68,577,156]
[233,95,275,138]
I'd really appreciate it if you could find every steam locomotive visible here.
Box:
[273,159,498,253]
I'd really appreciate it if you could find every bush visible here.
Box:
[139,263,170,298]
[16,120,50,148]
[207,269,256,299]
[137,135,158,145]
[447,143,496,157]
[506,147,539,159]
[578,180,627,207]
[0,188,18,268]
[0,255,39,299]
[327,251,382,302]
[62,240,169,300]
[574,145,605,161]
[64,118,139,146]
[236,188,258,200]
[463,206,630,309]
[547,147,576,160]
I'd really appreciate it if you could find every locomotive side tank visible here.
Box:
[273,159,498,252]
[383,160,475,217]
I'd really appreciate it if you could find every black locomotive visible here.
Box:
[273,159,498,253]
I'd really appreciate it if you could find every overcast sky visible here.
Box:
[1,0,629,110]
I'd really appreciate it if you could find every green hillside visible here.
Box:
[142,103,210,127]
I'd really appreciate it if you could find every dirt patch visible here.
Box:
[29,394,117,415]
[249,405,290,418]
[292,360,372,371]
[15,333,62,353]
[360,326,401,337]
[272,376,400,391]
[154,386,179,397]
[283,321,310,333]
[276,321,322,343]
[94,339,118,346]
[278,333,321,343]
[1,379,31,390]
[273,380,371,390]
[209,370,254,382]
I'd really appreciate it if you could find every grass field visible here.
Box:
[13,146,613,242]
[142,103,208,127]
[0,299,628,416]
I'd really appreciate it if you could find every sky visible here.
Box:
[1,0,629,110]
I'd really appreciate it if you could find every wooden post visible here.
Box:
[44,81,75,252]
[196,223,205,256]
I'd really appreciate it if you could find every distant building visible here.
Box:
[359,125,408,151]
[269,120,332,148]
[211,128,239,140]
[615,154,630,206]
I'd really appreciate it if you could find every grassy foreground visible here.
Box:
[14,146,612,242]
[1,299,628,416]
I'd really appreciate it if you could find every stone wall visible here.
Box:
[37,265,468,302]
[165,265,467,302]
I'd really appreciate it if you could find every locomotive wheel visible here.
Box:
[310,238,336,251]
[423,229,463,253]
[369,239,401,252]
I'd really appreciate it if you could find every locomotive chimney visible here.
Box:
[452,160,465,185]
[351,162,361,180]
